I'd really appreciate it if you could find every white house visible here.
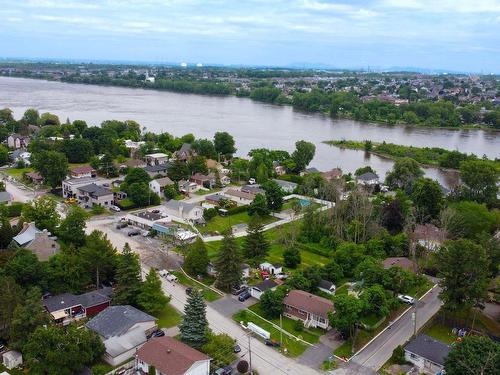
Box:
[7,134,30,149]
[259,262,283,275]
[135,336,210,375]
[164,200,204,222]
[149,176,174,195]
[86,305,157,366]
[145,153,169,166]
[225,189,255,206]
[2,351,22,370]
[62,177,98,198]
[318,279,336,295]
[404,334,451,375]
[249,279,278,300]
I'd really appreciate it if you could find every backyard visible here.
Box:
[197,210,278,235]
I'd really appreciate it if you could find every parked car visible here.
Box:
[398,294,415,305]
[64,197,77,205]
[127,229,141,237]
[166,274,178,282]
[233,344,241,353]
[109,205,121,212]
[248,178,256,185]
[159,269,169,277]
[115,368,127,375]
[151,209,161,213]
[150,330,165,338]
[142,230,150,237]
[265,339,280,347]
[186,287,193,295]
[116,222,128,229]
[102,183,110,187]
[231,285,247,295]
[238,290,251,302]
[213,365,232,375]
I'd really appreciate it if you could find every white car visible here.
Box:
[109,205,121,212]
[159,269,169,277]
[166,274,178,282]
[248,178,256,185]
[398,294,415,305]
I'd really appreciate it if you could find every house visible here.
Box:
[2,351,22,370]
[283,290,334,329]
[12,222,60,261]
[190,173,216,189]
[356,172,379,186]
[125,210,171,231]
[62,177,98,198]
[0,191,12,205]
[124,139,145,154]
[118,158,147,170]
[164,200,204,222]
[145,164,170,178]
[204,194,227,206]
[70,165,95,179]
[404,334,451,374]
[250,279,278,300]
[25,171,43,185]
[321,168,342,181]
[414,224,447,252]
[77,183,114,208]
[178,179,199,194]
[135,337,210,375]
[241,185,265,195]
[86,305,157,366]
[9,149,31,166]
[300,167,320,176]
[259,262,283,275]
[272,179,298,193]
[206,159,222,171]
[225,189,255,205]
[7,134,30,149]
[43,288,112,326]
[382,257,417,272]
[145,153,169,166]
[274,165,286,176]
[318,279,336,295]
[175,143,196,161]
[149,176,174,195]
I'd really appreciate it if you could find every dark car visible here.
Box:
[233,344,241,353]
[213,365,232,375]
[151,330,165,338]
[186,287,193,295]
[238,290,251,302]
[231,285,247,295]
[116,222,128,229]
[128,229,141,236]
[265,339,280,347]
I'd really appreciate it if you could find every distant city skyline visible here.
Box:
[1,0,499,73]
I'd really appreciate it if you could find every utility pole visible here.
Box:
[280,314,283,346]
[247,334,253,375]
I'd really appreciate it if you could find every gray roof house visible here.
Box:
[77,183,114,208]
[86,305,157,366]
[12,222,60,261]
[404,334,451,374]
[144,164,171,177]
[318,279,336,295]
[272,179,298,193]
[250,279,278,300]
[356,172,379,186]
[164,200,204,222]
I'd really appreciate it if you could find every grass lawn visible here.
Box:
[424,323,457,345]
[198,211,278,235]
[156,304,182,328]
[334,340,353,358]
[281,198,321,212]
[248,303,324,344]
[5,167,33,179]
[334,284,349,296]
[360,313,384,328]
[195,188,221,196]
[233,309,308,357]
[172,271,221,302]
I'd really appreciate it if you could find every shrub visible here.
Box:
[117,198,135,210]
[227,205,249,215]
[6,202,24,217]
[391,345,406,365]
[203,208,218,221]
[293,319,304,332]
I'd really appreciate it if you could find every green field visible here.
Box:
[198,211,278,235]
[5,167,34,178]
[156,304,183,328]
[424,323,457,345]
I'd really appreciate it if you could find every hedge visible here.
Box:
[226,205,249,215]
[116,198,135,210]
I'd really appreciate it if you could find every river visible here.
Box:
[1,77,499,187]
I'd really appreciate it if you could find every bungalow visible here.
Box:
[272,179,298,193]
[76,183,114,208]
[149,176,174,196]
[118,158,147,170]
[164,200,204,222]
[414,224,447,252]
[70,165,95,179]
[259,262,283,275]
[145,153,169,166]
[9,150,31,166]
[356,172,379,186]
[178,179,199,194]
[144,164,170,178]
[404,334,451,375]
[7,134,30,149]
[225,189,255,206]
[283,290,334,329]
[12,222,60,261]
[318,279,336,295]
[382,257,417,272]
[135,337,210,375]
[175,143,196,161]
[250,279,278,300]
[190,173,216,189]
[321,168,342,181]
[43,288,112,326]
[86,305,157,366]
[124,139,145,152]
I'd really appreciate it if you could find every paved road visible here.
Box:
[341,284,443,373]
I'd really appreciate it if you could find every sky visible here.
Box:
[1,0,499,73]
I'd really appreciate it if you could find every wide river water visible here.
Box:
[1,77,499,187]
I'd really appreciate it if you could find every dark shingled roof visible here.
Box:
[404,334,451,366]
[254,279,278,292]
[145,164,171,173]
[43,288,112,313]
[78,183,113,197]
[319,279,335,290]
[357,172,379,181]
[86,305,156,338]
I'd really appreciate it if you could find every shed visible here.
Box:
[2,351,22,370]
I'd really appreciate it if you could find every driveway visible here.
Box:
[210,295,248,317]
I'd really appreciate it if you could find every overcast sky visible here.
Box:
[1,0,499,72]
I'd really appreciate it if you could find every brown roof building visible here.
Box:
[135,337,211,375]
[382,257,417,272]
[283,290,334,329]
[414,224,447,251]
[321,168,343,181]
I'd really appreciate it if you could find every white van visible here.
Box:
[166,274,178,282]
[159,269,169,278]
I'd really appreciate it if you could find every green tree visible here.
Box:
[0,276,23,338]
[202,331,236,368]
[168,157,190,182]
[322,261,344,283]
[354,257,385,287]
[123,167,150,189]
[58,205,88,246]
[214,132,236,160]
[436,239,490,312]
[5,248,46,288]
[361,284,389,317]
[411,177,444,222]
[138,269,169,315]
[37,112,60,126]
[260,287,286,319]
[459,160,499,205]
[385,157,424,194]
[24,325,104,375]
[180,289,208,348]
[61,138,94,163]
[243,216,269,263]
[22,108,39,125]
[214,231,242,291]
[445,201,498,240]
[334,242,365,277]
[193,139,217,159]
[444,336,499,375]
[187,155,208,175]
[45,248,91,294]
[164,184,179,200]
[0,145,8,166]
[262,180,283,211]
[10,287,50,350]
[0,216,14,248]
[329,294,363,339]
[22,195,60,233]
[113,243,142,306]
[128,182,159,207]
[183,238,209,276]
[32,150,69,188]
[248,193,270,216]
[292,140,316,172]
[80,230,117,288]
[283,244,301,268]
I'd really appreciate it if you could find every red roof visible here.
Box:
[283,290,334,319]
[71,165,94,175]
[137,337,209,375]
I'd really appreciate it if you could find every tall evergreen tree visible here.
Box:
[0,276,23,339]
[243,216,269,263]
[58,206,88,246]
[214,231,242,291]
[179,289,208,349]
[113,243,142,306]
[80,230,117,288]
[183,238,209,276]
[137,269,169,315]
